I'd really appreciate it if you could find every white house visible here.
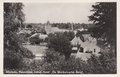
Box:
[71,36,84,46]
[71,34,100,54]
[71,36,84,53]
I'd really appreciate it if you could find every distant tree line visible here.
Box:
[51,23,94,30]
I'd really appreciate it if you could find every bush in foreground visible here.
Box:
[47,33,72,60]
[87,48,116,74]
[21,47,116,74]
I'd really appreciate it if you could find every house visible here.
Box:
[71,33,100,54]
[71,36,84,53]
[81,39,100,54]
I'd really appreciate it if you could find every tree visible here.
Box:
[29,34,42,44]
[4,3,34,70]
[87,49,116,74]
[47,33,72,60]
[4,3,25,32]
[87,2,117,74]
[89,2,116,46]
[26,24,32,28]
[81,23,87,29]
[63,31,75,41]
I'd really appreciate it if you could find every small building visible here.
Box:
[71,36,84,53]
[71,34,100,54]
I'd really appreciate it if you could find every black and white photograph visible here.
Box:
[3,1,117,74]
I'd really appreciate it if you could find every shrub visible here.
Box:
[4,3,35,72]
[4,31,35,71]
[87,48,116,74]
[18,33,30,43]
[42,47,116,74]
[63,31,74,41]
[47,33,72,60]
[42,50,86,73]
[22,47,116,74]
[29,35,42,45]
[4,49,24,70]
[20,46,35,59]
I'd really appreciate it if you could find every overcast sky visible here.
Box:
[23,3,94,23]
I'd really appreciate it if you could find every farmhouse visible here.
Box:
[71,33,100,54]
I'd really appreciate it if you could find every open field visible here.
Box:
[23,44,47,59]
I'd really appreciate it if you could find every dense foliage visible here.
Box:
[87,49,116,74]
[47,33,72,60]
[4,3,34,70]
[89,2,116,46]
[29,34,42,44]
[52,23,92,30]
[21,47,116,74]
[63,31,74,41]
[88,2,116,74]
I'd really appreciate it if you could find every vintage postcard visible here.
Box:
[0,0,120,77]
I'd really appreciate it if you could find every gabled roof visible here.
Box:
[71,36,84,45]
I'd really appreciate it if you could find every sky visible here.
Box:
[23,3,94,23]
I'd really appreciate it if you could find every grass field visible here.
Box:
[23,44,47,57]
